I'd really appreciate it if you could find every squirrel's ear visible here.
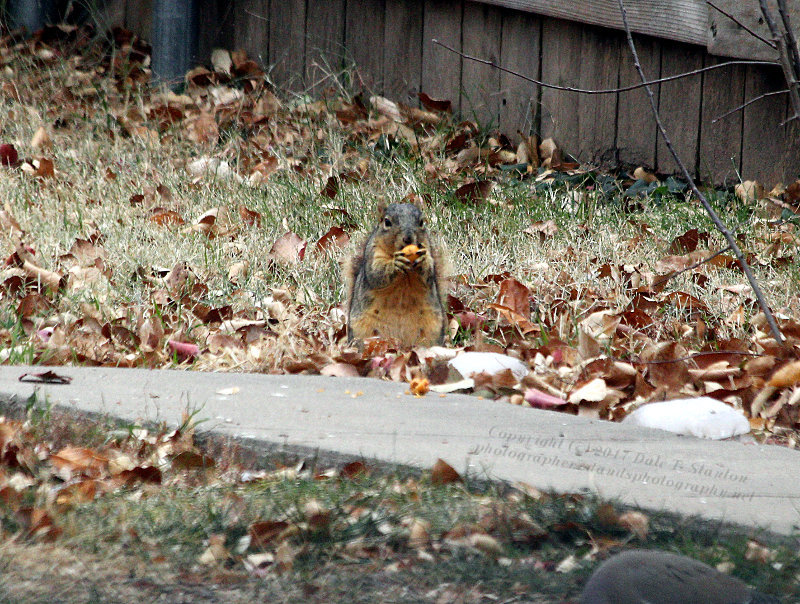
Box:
[376,197,387,216]
[408,194,425,211]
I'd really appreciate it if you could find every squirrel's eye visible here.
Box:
[383,217,392,228]
[419,218,425,228]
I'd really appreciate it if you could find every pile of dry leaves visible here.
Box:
[0,24,799,445]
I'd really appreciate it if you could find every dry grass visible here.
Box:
[0,400,797,603]
[1,29,797,363]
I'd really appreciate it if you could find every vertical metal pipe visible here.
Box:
[6,0,58,34]
[151,0,199,88]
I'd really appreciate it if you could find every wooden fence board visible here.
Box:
[197,1,233,67]
[268,0,306,92]
[540,18,581,150]
[305,0,346,96]
[498,8,541,137]
[384,0,423,105]
[785,118,800,182]
[473,0,707,47]
[706,0,786,61]
[125,0,152,41]
[741,65,787,186]
[104,0,800,186]
[540,19,620,164]
[461,2,503,128]
[95,0,126,31]
[421,0,463,112]
[656,42,703,175]
[699,57,746,185]
[616,35,659,168]
[233,0,269,65]
[345,0,386,92]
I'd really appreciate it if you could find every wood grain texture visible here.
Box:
[346,0,386,92]
[422,0,463,113]
[706,0,784,61]
[540,18,620,165]
[784,117,800,182]
[699,56,746,185]
[498,8,541,136]
[94,0,126,31]
[384,0,423,104]
[616,35,659,168]
[269,0,306,91]
[82,0,800,185]
[305,0,346,96]
[197,1,234,66]
[461,1,503,128]
[741,65,787,186]
[233,0,269,65]
[656,42,703,175]
[125,0,153,40]
[470,0,707,46]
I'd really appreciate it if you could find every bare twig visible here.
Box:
[431,39,777,95]
[706,1,777,49]
[712,89,788,123]
[651,246,733,288]
[617,0,785,345]
[612,350,764,365]
[777,0,800,125]
[777,0,800,81]
[760,0,800,121]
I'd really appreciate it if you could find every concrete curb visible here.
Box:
[1,365,798,534]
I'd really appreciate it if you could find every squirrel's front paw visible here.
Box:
[393,252,413,271]
[394,246,427,272]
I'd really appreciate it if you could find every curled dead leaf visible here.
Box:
[238,205,262,227]
[171,450,215,470]
[198,534,229,565]
[320,363,360,377]
[248,520,291,549]
[539,138,558,162]
[768,360,800,388]
[303,499,331,529]
[632,166,657,183]
[316,226,350,253]
[735,180,765,202]
[468,533,503,557]
[431,458,461,485]
[418,92,452,113]
[454,180,494,205]
[21,157,55,178]
[30,126,51,149]
[269,232,307,265]
[617,510,649,539]
[408,518,431,548]
[150,208,185,226]
[168,339,201,361]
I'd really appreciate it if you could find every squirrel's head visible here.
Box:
[378,203,428,248]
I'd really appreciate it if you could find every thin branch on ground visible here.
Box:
[712,89,789,123]
[617,0,785,345]
[610,350,764,366]
[431,39,777,95]
[706,1,777,49]
[651,246,733,288]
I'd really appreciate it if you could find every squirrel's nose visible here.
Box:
[403,234,414,245]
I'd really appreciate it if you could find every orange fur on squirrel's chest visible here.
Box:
[350,271,442,346]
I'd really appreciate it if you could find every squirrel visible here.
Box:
[345,202,448,347]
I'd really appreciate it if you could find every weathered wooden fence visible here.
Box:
[97,0,800,186]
